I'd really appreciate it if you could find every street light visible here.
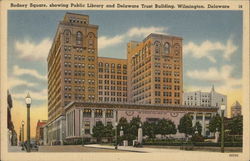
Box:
[21,120,24,150]
[81,127,84,146]
[115,122,118,150]
[221,105,226,153]
[25,93,32,152]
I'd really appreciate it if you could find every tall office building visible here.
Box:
[127,34,183,105]
[47,13,98,144]
[47,13,98,123]
[97,57,128,103]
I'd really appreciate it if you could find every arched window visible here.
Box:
[76,31,83,45]
[99,62,103,67]
[88,33,95,48]
[154,41,161,54]
[164,42,170,54]
[174,44,180,56]
[64,30,71,43]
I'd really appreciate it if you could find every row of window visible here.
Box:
[99,75,127,80]
[153,84,180,90]
[98,80,127,85]
[155,91,180,97]
[64,78,95,84]
[98,68,127,74]
[83,109,114,118]
[99,97,127,102]
[99,91,127,96]
[99,86,127,91]
[64,94,95,99]
[154,98,181,104]
[98,62,127,69]
[154,77,180,83]
[63,46,95,53]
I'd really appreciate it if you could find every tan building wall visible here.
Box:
[47,13,98,123]
[231,101,242,117]
[97,57,128,103]
[127,33,183,105]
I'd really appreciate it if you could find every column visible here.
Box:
[80,109,83,134]
[103,109,106,126]
[90,109,95,134]
[113,109,117,127]
[60,118,63,145]
[193,112,197,126]
[202,113,206,136]
[66,113,68,138]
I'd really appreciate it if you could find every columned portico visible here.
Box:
[61,102,218,143]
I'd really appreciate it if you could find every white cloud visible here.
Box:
[8,77,38,89]
[13,65,47,81]
[186,65,242,91]
[184,37,238,63]
[15,38,52,61]
[98,35,125,49]
[98,26,168,49]
[127,26,166,38]
[13,88,47,101]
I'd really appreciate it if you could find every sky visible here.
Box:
[7,10,243,137]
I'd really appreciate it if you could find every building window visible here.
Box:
[83,121,90,134]
[64,30,71,43]
[106,109,114,118]
[76,31,83,45]
[154,41,161,54]
[83,109,91,117]
[164,42,170,54]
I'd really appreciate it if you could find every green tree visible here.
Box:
[193,121,202,135]
[178,114,193,139]
[208,114,221,133]
[228,115,243,135]
[128,116,141,137]
[117,117,129,135]
[156,119,177,137]
[142,121,157,138]
[92,121,105,143]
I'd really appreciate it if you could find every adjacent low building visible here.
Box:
[183,86,227,117]
[43,102,218,145]
[231,101,242,117]
[35,120,47,145]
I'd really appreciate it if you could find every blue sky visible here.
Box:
[8,10,243,108]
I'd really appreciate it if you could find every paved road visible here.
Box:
[8,146,25,152]
[38,145,129,152]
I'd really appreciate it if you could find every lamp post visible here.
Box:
[62,131,64,145]
[82,127,84,146]
[115,122,118,150]
[114,109,118,150]
[221,105,226,153]
[25,93,32,152]
[21,121,24,150]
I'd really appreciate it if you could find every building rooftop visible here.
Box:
[231,101,241,107]
[143,33,182,42]
[64,101,218,112]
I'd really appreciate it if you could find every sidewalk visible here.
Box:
[84,144,201,153]
[84,144,241,153]
[8,146,25,152]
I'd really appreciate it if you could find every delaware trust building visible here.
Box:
[43,13,222,145]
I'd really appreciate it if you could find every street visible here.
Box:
[8,144,242,153]
[8,145,129,153]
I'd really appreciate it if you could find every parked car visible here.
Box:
[23,141,39,152]
[30,141,39,151]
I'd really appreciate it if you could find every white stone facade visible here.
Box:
[183,86,227,117]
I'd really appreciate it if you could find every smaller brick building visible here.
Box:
[35,120,47,145]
